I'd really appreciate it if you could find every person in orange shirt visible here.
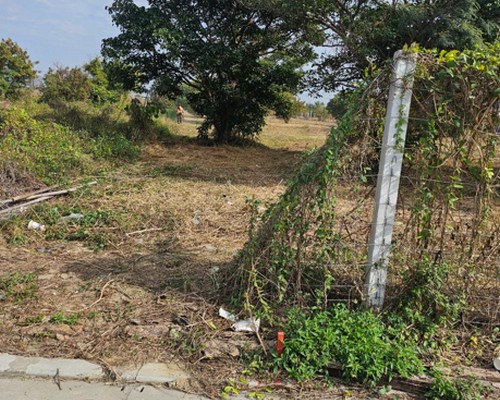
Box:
[176,104,184,123]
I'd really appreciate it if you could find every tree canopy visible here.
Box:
[0,38,37,99]
[41,59,121,105]
[102,0,318,143]
[253,0,500,91]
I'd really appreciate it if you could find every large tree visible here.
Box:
[102,0,317,143]
[0,38,37,99]
[253,0,500,91]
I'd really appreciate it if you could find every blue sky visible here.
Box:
[0,0,118,72]
[0,0,328,103]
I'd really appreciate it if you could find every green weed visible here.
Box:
[0,272,38,302]
[8,232,27,246]
[26,204,116,251]
[266,305,423,386]
[22,314,45,326]
[426,369,491,400]
[50,312,80,326]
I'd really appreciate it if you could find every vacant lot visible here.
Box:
[0,117,332,397]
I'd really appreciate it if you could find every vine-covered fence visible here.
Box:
[230,44,500,331]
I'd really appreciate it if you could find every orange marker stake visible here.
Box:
[277,331,285,357]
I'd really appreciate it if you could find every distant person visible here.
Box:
[176,104,184,123]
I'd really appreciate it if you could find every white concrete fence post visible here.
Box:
[365,50,417,308]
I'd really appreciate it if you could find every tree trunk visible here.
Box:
[214,109,232,144]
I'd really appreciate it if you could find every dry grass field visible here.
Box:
[0,116,338,397]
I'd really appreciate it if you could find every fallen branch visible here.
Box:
[0,185,59,206]
[125,227,164,236]
[0,181,97,219]
[0,196,52,216]
[22,182,97,202]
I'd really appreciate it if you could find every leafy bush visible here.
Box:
[269,305,423,386]
[41,66,93,104]
[0,107,92,183]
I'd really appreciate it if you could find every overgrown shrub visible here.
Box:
[0,107,92,183]
[230,44,499,320]
[267,305,423,386]
[41,66,93,104]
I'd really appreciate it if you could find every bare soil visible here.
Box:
[0,118,344,398]
[1,117,498,399]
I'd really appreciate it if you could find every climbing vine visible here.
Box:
[229,44,499,326]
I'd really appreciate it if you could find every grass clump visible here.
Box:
[50,311,80,325]
[266,305,424,386]
[0,272,38,303]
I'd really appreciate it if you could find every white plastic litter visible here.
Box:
[60,213,84,221]
[28,220,46,232]
[232,318,260,333]
[494,357,500,371]
[218,307,260,333]
[219,307,237,322]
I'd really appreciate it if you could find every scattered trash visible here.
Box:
[219,307,261,333]
[219,307,237,322]
[277,331,285,356]
[59,213,84,222]
[204,244,216,251]
[494,356,500,371]
[27,220,46,232]
[233,318,260,333]
[192,216,201,225]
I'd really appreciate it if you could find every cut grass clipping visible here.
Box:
[263,305,424,386]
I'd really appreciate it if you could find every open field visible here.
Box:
[0,117,334,397]
[1,114,499,399]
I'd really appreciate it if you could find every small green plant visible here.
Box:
[50,312,80,326]
[0,272,37,302]
[266,305,423,386]
[22,314,45,326]
[87,311,98,320]
[426,369,491,400]
[221,379,241,399]
[8,232,27,246]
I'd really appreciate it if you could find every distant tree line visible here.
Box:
[2,0,498,143]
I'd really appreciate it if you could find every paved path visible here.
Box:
[0,377,209,400]
[0,353,218,400]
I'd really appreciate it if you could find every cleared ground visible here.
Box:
[0,117,335,398]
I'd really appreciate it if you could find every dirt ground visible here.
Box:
[0,117,350,398]
[1,116,498,399]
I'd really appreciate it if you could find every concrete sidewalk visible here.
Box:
[0,353,215,400]
[0,377,209,400]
